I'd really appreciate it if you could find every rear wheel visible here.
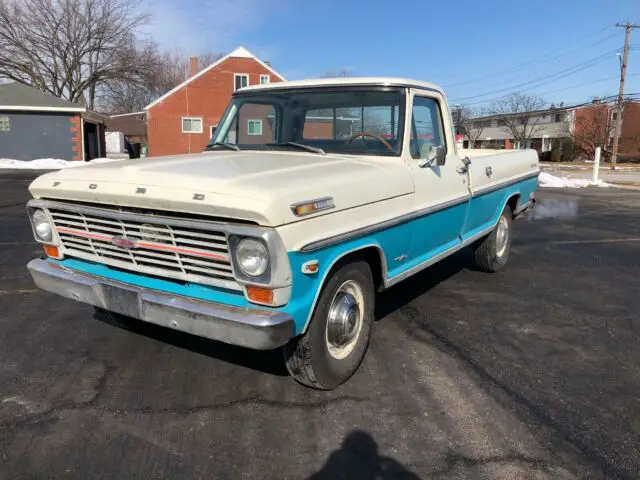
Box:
[283,260,374,390]
[473,206,512,273]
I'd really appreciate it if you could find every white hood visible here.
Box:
[29,151,413,226]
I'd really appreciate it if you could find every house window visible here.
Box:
[0,116,9,131]
[497,119,506,127]
[260,75,270,85]
[519,117,527,125]
[612,112,618,121]
[234,73,249,91]
[554,113,564,122]
[181,117,203,133]
[247,119,262,136]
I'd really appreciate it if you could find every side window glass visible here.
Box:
[410,97,445,159]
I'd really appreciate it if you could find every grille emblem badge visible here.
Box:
[111,236,136,249]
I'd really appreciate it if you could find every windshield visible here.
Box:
[207,88,405,156]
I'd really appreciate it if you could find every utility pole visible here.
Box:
[611,22,639,170]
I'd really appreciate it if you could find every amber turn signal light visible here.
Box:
[43,244,61,258]
[246,286,274,305]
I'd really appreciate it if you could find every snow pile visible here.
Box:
[538,171,610,188]
[0,158,124,170]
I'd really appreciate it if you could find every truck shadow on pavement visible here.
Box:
[93,308,289,376]
[375,250,469,321]
[93,251,472,379]
[308,430,421,480]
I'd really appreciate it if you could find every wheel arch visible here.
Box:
[300,244,386,334]
[505,192,521,217]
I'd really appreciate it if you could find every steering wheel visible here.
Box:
[346,132,394,152]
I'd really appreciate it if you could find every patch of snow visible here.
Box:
[538,171,610,188]
[0,158,124,170]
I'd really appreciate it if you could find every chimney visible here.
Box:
[189,56,199,77]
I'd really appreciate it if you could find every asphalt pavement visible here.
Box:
[1,170,639,479]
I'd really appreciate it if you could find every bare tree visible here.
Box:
[197,52,223,71]
[490,92,546,147]
[0,0,154,109]
[455,106,486,147]
[571,103,615,161]
[101,49,223,113]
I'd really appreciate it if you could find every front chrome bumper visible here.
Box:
[27,259,294,350]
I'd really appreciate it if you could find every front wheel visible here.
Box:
[283,260,374,390]
[472,206,513,273]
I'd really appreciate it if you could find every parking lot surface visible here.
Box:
[1,170,639,479]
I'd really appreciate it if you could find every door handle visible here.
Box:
[457,156,471,174]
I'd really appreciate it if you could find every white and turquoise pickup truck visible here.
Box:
[26,78,538,389]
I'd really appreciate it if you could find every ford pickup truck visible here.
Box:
[26,78,538,389]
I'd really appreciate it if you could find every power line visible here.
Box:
[470,93,640,121]
[443,29,619,88]
[462,77,617,107]
[451,49,620,102]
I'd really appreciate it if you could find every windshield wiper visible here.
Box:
[205,142,240,151]
[266,142,325,155]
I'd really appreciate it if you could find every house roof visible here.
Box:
[144,46,287,111]
[0,81,86,112]
[239,77,443,94]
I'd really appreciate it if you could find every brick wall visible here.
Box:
[574,102,640,160]
[147,57,283,157]
[620,102,640,157]
[69,114,83,161]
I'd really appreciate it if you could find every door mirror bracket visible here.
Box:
[418,145,446,168]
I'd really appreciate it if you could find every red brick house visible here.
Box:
[144,47,286,157]
[572,100,640,161]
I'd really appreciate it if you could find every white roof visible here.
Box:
[239,77,444,94]
[110,111,145,118]
[144,46,286,111]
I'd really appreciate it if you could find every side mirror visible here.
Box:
[419,145,446,168]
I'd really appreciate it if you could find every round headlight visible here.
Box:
[236,238,268,277]
[32,209,53,242]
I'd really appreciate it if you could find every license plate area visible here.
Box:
[101,284,140,318]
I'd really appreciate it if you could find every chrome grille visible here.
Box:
[48,207,240,291]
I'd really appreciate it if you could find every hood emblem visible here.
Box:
[111,236,136,250]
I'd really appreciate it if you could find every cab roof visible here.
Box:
[238,77,445,95]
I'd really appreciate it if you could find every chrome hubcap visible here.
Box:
[496,216,509,257]
[326,280,364,360]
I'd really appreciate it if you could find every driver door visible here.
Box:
[406,90,470,265]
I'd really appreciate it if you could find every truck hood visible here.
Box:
[29,151,413,226]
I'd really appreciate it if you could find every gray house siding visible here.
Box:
[0,111,74,160]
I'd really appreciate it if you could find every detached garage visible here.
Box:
[0,81,105,161]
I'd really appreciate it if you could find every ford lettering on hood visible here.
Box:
[29,150,413,226]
